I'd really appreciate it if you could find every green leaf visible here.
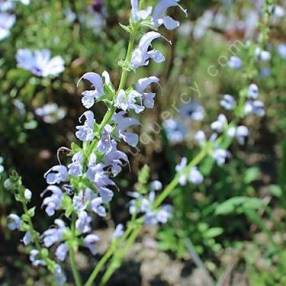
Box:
[205,227,224,238]
[244,167,260,184]
[62,195,73,218]
[268,185,282,198]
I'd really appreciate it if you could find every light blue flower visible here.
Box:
[16,49,64,77]
[255,47,271,62]
[24,188,32,201]
[78,72,105,108]
[179,101,205,121]
[42,186,64,216]
[213,148,230,166]
[189,167,204,185]
[91,197,106,217]
[277,44,286,59]
[163,118,186,144]
[112,224,124,239]
[235,126,249,145]
[194,130,206,145]
[29,249,46,267]
[131,0,152,22]
[87,163,115,192]
[44,165,68,185]
[35,103,66,124]
[244,100,265,117]
[97,125,113,153]
[76,211,92,234]
[42,219,66,247]
[113,111,139,147]
[115,89,144,113]
[103,140,128,176]
[135,76,160,108]
[55,243,69,261]
[75,111,95,142]
[211,114,227,133]
[0,13,15,40]
[7,214,21,230]
[247,83,259,99]
[220,95,236,110]
[152,0,187,30]
[22,231,32,245]
[84,234,100,255]
[150,180,163,191]
[68,152,83,177]
[131,32,165,69]
[176,158,203,185]
[228,56,242,69]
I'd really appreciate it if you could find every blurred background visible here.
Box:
[1,0,286,285]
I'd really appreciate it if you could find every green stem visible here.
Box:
[84,29,137,286]
[70,246,83,286]
[85,243,116,286]
[69,214,83,286]
[85,30,136,161]
[99,225,141,286]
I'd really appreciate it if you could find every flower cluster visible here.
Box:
[176,55,266,184]
[8,1,186,284]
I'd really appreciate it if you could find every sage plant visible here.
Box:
[8,0,274,285]
[8,1,187,285]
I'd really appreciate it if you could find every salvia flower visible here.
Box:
[211,114,228,133]
[131,32,165,69]
[113,111,139,147]
[176,158,203,186]
[83,234,100,255]
[55,243,69,261]
[228,56,242,69]
[213,148,230,166]
[29,249,46,267]
[115,89,144,113]
[194,130,206,145]
[131,0,152,22]
[22,231,32,246]
[0,12,15,40]
[68,152,83,177]
[135,76,160,109]
[244,100,265,117]
[42,219,66,247]
[75,111,96,142]
[78,72,106,109]
[42,186,64,216]
[16,49,64,77]
[220,95,236,110]
[152,0,187,30]
[35,103,67,124]
[277,44,286,59]
[150,180,163,191]
[91,197,106,217]
[163,118,186,144]
[189,167,204,185]
[76,211,92,234]
[44,165,68,185]
[179,101,205,121]
[247,83,259,99]
[7,214,21,230]
[112,224,124,239]
[255,47,271,62]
